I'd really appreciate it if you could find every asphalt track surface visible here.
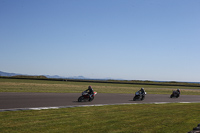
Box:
[0,92,200,111]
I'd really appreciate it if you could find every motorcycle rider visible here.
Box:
[139,88,145,98]
[85,86,94,100]
[176,89,181,96]
[177,89,180,94]
[139,88,145,94]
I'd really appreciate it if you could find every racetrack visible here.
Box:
[0,92,200,111]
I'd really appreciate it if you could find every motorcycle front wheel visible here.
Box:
[141,95,145,100]
[89,96,94,102]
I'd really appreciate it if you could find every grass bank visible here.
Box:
[0,78,200,95]
[0,103,200,133]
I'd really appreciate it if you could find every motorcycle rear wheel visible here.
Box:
[78,96,84,102]
[133,96,136,101]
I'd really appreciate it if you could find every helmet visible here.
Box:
[88,86,92,89]
[141,88,144,90]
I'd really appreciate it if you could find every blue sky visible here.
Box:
[1,0,200,82]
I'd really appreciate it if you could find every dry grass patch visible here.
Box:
[0,78,200,95]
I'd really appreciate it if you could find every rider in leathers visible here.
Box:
[139,88,145,99]
[86,86,94,100]
[176,89,181,96]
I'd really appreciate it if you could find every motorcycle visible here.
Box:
[188,123,200,133]
[170,90,180,98]
[78,91,97,102]
[133,91,146,101]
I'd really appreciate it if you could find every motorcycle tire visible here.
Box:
[193,126,200,130]
[89,96,94,102]
[78,96,84,102]
[133,96,136,101]
[170,94,173,98]
[141,96,145,100]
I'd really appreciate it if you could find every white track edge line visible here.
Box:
[0,101,200,112]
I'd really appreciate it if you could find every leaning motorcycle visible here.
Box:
[78,91,97,102]
[133,91,146,101]
[170,90,180,98]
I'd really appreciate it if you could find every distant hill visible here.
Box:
[0,71,87,79]
[1,71,200,86]
[0,71,20,77]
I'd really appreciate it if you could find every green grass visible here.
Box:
[0,103,200,133]
[0,78,200,95]
[0,78,200,132]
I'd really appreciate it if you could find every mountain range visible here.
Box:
[1,71,199,84]
[0,71,87,79]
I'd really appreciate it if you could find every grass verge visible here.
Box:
[0,78,200,95]
[0,103,200,133]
